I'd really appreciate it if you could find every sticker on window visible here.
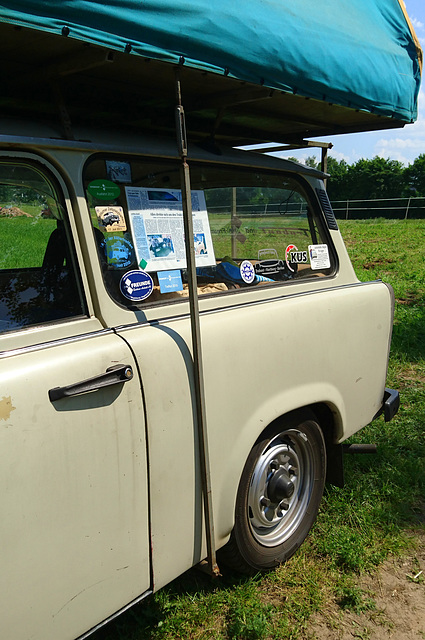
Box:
[104,236,135,268]
[240,260,256,284]
[106,160,132,183]
[96,206,127,232]
[120,270,153,301]
[87,179,121,201]
[158,270,183,293]
[285,244,301,273]
[308,244,330,270]
[254,248,291,281]
[288,249,308,264]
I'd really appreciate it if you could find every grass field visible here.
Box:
[91,218,424,640]
[2,214,423,639]
[0,215,55,268]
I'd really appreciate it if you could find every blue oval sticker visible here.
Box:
[120,270,153,302]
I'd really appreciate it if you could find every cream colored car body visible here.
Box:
[0,126,395,640]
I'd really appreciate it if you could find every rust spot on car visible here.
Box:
[0,396,16,421]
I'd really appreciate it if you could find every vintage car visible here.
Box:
[0,125,400,639]
[0,0,419,638]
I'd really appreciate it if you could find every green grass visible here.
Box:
[0,216,56,268]
[209,213,313,259]
[92,218,425,640]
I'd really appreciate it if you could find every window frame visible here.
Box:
[82,152,338,311]
[0,155,89,335]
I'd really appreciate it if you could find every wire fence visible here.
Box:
[206,202,307,217]
[330,196,425,220]
[207,197,425,219]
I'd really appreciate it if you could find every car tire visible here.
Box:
[219,411,326,574]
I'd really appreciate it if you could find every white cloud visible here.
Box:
[327,150,352,163]
[411,17,424,30]
[265,85,425,168]
[372,88,425,164]
[416,33,425,48]
[410,15,425,47]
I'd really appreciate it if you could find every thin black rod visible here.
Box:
[174,68,219,577]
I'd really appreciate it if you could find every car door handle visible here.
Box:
[48,364,134,402]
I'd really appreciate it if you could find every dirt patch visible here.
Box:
[396,364,425,389]
[0,206,32,217]
[307,533,425,640]
[363,258,396,270]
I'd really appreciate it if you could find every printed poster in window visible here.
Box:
[125,187,216,272]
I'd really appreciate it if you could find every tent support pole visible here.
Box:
[321,146,328,186]
[174,69,220,578]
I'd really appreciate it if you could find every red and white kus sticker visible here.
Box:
[285,244,308,271]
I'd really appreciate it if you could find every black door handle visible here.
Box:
[49,364,134,402]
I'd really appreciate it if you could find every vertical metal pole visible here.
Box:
[174,69,220,577]
[405,197,411,220]
[231,187,237,259]
[321,146,328,187]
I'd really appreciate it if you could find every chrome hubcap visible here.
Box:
[247,429,314,546]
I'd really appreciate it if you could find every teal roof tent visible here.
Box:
[0,0,422,144]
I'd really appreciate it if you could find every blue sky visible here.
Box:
[277,0,425,167]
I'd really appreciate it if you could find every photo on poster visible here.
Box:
[148,234,175,259]
[194,233,207,255]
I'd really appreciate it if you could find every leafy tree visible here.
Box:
[343,157,405,200]
[404,153,425,196]
[325,157,350,201]
[305,155,319,169]
[286,156,301,164]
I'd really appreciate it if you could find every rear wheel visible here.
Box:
[220,412,326,574]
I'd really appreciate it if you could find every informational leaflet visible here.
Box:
[125,187,216,272]
[308,244,330,270]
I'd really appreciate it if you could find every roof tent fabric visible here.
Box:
[0,0,421,123]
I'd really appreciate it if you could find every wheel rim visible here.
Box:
[247,428,315,547]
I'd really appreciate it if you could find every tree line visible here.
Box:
[298,154,425,202]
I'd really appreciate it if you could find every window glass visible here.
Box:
[0,161,87,333]
[83,156,334,309]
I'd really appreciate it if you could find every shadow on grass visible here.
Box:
[315,404,425,573]
[91,565,256,640]
[91,386,425,640]
[92,299,425,639]
[391,300,425,361]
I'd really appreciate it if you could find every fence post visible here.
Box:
[345,200,349,220]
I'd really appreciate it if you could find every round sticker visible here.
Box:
[120,270,153,302]
[87,179,121,201]
[240,260,256,284]
[105,236,135,269]
[285,244,297,272]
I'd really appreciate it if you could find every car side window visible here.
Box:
[83,155,335,309]
[0,160,87,333]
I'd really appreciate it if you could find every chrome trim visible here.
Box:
[77,589,153,640]
[0,328,114,359]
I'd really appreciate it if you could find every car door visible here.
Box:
[0,155,150,640]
